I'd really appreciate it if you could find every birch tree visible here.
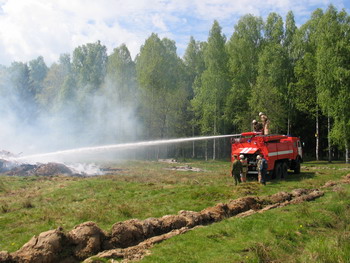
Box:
[191,20,230,159]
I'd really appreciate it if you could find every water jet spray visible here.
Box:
[13,134,240,163]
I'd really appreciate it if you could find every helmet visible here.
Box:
[259,112,264,116]
[256,155,261,159]
[252,119,257,124]
[239,154,244,159]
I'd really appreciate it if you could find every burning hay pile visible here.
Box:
[0,159,75,177]
[0,150,105,177]
[0,159,83,177]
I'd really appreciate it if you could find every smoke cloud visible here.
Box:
[0,68,141,165]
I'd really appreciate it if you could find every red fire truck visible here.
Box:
[231,132,303,179]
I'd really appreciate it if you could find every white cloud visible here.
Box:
[0,0,348,66]
[152,13,168,31]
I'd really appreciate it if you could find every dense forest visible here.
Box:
[0,5,349,162]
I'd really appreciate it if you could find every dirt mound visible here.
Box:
[178,210,210,227]
[11,228,68,263]
[0,188,326,263]
[110,219,145,248]
[290,189,324,204]
[226,196,260,216]
[291,188,312,197]
[84,227,192,263]
[342,174,350,183]
[320,175,350,190]
[68,221,108,260]
[269,191,292,203]
[110,215,190,249]
[322,181,338,188]
[201,202,229,222]
[0,251,12,263]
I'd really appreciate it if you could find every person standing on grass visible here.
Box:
[239,154,248,182]
[256,155,262,182]
[257,154,267,185]
[231,154,243,186]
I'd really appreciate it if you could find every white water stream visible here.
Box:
[13,134,240,163]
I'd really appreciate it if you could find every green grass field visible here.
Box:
[1,160,350,262]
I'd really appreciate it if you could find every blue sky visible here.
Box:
[0,0,349,66]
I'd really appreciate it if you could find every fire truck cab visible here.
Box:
[231,132,303,179]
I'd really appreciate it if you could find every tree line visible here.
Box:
[0,5,349,162]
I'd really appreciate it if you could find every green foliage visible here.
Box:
[28,56,48,93]
[183,36,205,100]
[284,11,297,51]
[106,44,137,106]
[192,20,230,136]
[264,12,284,44]
[7,61,38,122]
[226,14,263,131]
[250,42,289,132]
[136,33,191,140]
[72,40,107,90]
[38,54,74,112]
[315,5,350,151]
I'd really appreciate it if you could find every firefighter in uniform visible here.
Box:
[239,154,248,182]
[231,154,243,185]
[256,154,267,185]
[259,112,270,135]
[252,120,263,133]
[257,155,262,182]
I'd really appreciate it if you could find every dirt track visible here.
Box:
[1,174,350,263]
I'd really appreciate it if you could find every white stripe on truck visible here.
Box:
[244,147,252,153]
[240,147,258,154]
[268,150,294,157]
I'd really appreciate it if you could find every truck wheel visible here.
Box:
[294,159,301,174]
[274,162,282,179]
[282,162,288,178]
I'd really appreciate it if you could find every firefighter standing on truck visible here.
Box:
[259,112,270,135]
[252,120,263,133]
[231,154,243,186]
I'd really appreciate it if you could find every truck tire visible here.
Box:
[282,162,288,178]
[294,159,301,174]
[274,162,283,179]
